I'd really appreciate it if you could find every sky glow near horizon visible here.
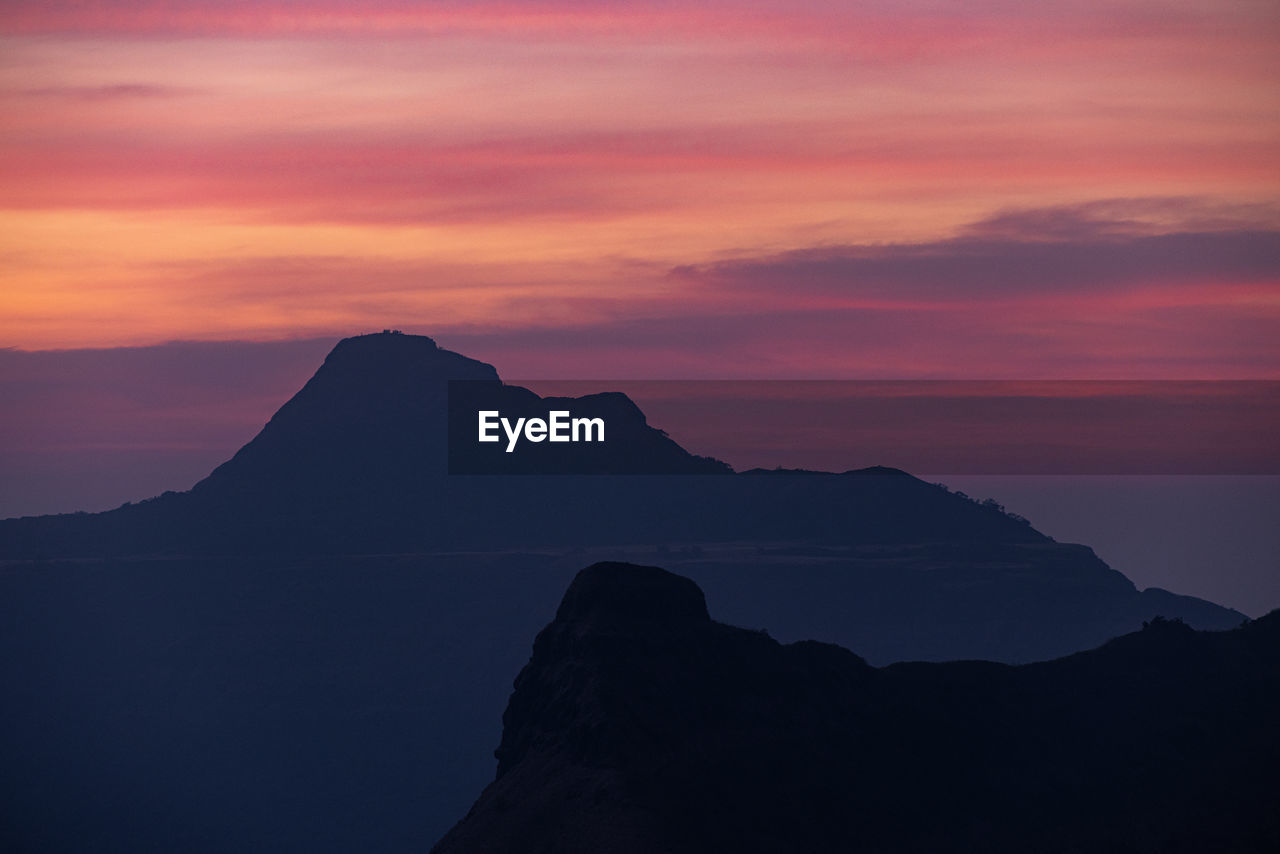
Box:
[1,0,1278,377]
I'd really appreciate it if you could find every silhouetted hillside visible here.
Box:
[0,331,1247,663]
[433,562,1280,854]
[0,331,1039,555]
[195,331,499,495]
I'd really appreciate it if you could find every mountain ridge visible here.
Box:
[432,562,1280,854]
[0,331,1045,553]
[0,330,1248,663]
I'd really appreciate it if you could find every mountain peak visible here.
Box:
[319,330,497,380]
[554,562,711,628]
[326,329,434,359]
[187,332,499,499]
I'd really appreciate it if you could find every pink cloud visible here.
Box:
[3,124,1272,226]
[3,2,1274,71]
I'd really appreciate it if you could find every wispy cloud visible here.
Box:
[675,202,1280,303]
[1,1,1276,369]
[960,198,1280,241]
[18,83,194,100]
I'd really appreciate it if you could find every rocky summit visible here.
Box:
[434,562,1280,854]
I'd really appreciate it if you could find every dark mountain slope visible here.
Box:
[0,331,1246,661]
[0,331,1048,554]
[0,333,735,553]
[433,562,1280,854]
[195,331,499,496]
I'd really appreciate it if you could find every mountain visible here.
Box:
[0,331,1037,555]
[0,331,1246,663]
[0,332,731,554]
[0,334,1263,850]
[432,562,1280,854]
[0,330,1156,560]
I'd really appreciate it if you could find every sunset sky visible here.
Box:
[2,0,1278,377]
[2,1,1279,614]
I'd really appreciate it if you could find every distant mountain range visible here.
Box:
[434,562,1280,854]
[0,330,1245,663]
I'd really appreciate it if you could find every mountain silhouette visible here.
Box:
[0,333,1264,851]
[196,331,500,493]
[198,332,727,490]
[432,562,1280,854]
[0,330,1246,663]
[0,331,1043,552]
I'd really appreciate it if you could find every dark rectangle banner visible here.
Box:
[449,380,1280,475]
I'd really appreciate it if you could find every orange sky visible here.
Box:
[2,0,1278,376]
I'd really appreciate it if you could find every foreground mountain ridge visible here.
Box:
[433,561,1280,854]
